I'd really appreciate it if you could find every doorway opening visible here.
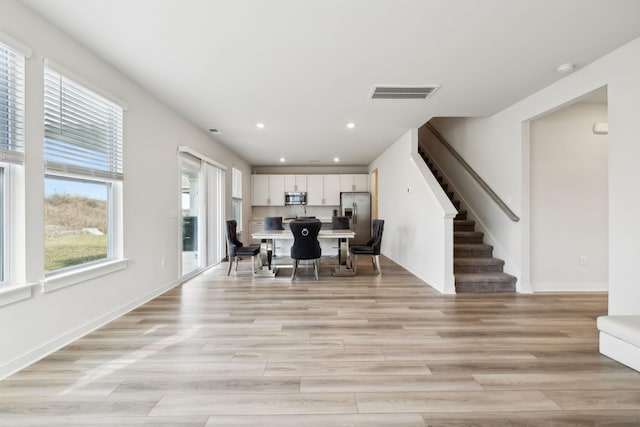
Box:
[529,86,608,292]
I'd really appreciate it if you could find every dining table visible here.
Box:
[251,228,356,277]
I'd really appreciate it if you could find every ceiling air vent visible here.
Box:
[370,85,440,100]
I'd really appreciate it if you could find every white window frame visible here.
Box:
[231,166,242,230]
[41,63,127,292]
[0,34,32,306]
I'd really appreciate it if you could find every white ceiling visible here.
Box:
[20,0,640,166]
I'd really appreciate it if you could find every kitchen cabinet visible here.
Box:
[307,174,340,206]
[251,174,285,206]
[284,175,307,192]
[306,175,323,205]
[323,174,341,205]
[339,174,368,192]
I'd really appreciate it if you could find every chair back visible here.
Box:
[264,216,284,230]
[331,216,350,230]
[370,219,385,255]
[225,219,242,257]
[289,220,321,260]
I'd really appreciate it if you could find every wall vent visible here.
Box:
[370,85,440,100]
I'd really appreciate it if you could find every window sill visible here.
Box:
[41,258,130,294]
[0,282,36,308]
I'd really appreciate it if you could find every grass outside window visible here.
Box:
[44,178,110,272]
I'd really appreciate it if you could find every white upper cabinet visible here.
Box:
[251,174,285,206]
[307,175,340,206]
[323,174,340,205]
[255,173,364,206]
[306,175,324,206]
[339,174,368,192]
[284,175,307,192]
[251,175,269,206]
[269,175,285,205]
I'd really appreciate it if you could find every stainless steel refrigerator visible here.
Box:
[340,192,371,245]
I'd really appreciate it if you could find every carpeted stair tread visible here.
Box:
[455,209,467,220]
[455,272,517,292]
[454,231,483,243]
[454,219,474,231]
[454,243,492,255]
[455,257,505,273]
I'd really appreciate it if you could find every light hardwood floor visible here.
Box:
[2,256,640,426]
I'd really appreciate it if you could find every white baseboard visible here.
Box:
[533,282,608,292]
[0,277,182,381]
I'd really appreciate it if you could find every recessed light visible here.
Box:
[256,122,265,129]
[279,157,286,162]
[333,157,340,163]
[555,63,575,74]
[346,122,355,129]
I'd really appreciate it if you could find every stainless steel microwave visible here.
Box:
[285,192,307,205]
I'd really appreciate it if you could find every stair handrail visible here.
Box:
[424,122,520,222]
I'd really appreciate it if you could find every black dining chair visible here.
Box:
[331,216,350,230]
[349,219,385,275]
[225,219,260,275]
[289,219,322,280]
[264,216,284,230]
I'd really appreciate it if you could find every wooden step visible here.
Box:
[454,219,475,232]
[452,200,461,210]
[454,243,493,258]
[454,231,484,244]
[455,272,517,292]
[454,257,505,273]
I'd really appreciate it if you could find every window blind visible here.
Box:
[0,41,25,165]
[44,67,124,180]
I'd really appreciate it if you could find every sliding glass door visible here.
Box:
[179,149,226,278]
[181,161,202,276]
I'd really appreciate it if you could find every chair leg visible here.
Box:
[374,255,381,275]
[291,259,298,280]
[251,255,256,276]
[235,256,239,271]
[314,259,319,280]
[227,257,233,275]
[352,254,358,275]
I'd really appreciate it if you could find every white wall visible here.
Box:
[369,130,456,293]
[530,102,608,291]
[0,0,252,379]
[426,36,640,314]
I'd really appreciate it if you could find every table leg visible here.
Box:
[254,239,277,277]
[332,237,355,276]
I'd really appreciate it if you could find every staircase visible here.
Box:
[419,150,517,292]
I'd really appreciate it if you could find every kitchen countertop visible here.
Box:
[252,217,333,223]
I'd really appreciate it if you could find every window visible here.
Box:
[231,167,242,228]
[44,176,111,271]
[43,64,124,274]
[0,168,4,281]
[0,39,26,284]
